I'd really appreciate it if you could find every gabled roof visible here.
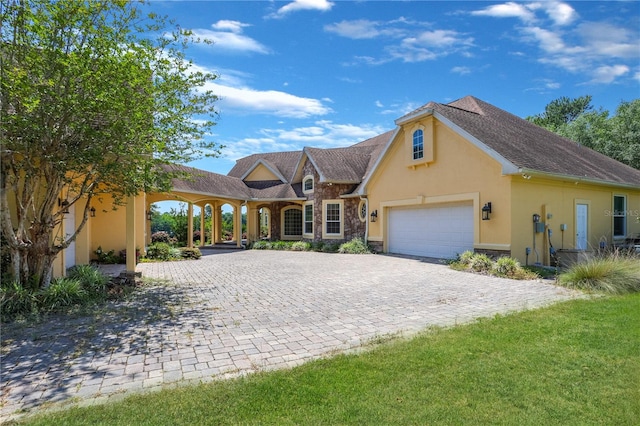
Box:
[394,96,640,188]
[228,151,302,183]
[240,158,288,182]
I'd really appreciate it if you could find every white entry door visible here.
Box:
[576,204,588,250]
[64,206,76,270]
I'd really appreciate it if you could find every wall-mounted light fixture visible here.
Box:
[146,210,152,221]
[90,207,96,217]
[370,210,378,222]
[58,199,70,214]
[481,202,492,221]
[532,213,541,223]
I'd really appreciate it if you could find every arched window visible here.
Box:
[282,206,302,239]
[303,175,314,193]
[413,129,424,160]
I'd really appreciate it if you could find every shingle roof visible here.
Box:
[163,164,252,200]
[227,151,302,182]
[400,96,640,187]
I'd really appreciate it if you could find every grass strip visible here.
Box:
[21,294,640,425]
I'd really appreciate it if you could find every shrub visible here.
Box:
[493,257,521,278]
[291,241,311,251]
[0,281,38,321]
[469,253,493,273]
[146,243,174,261]
[310,241,325,252]
[272,241,292,251]
[67,265,109,298]
[321,243,340,253]
[457,250,475,266]
[94,246,120,264]
[180,247,202,259]
[151,231,173,244]
[558,256,640,294]
[41,278,87,311]
[338,238,371,254]
[251,241,271,250]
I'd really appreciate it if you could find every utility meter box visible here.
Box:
[535,222,545,233]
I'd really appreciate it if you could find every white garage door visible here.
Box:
[388,202,474,259]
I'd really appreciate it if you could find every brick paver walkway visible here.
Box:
[0,250,581,421]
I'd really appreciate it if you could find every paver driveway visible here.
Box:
[1,249,580,421]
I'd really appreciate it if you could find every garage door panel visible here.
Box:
[388,203,474,259]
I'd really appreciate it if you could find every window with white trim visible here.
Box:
[322,200,343,238]
[303,175,314,194]
[282,206,302,239]
[358,200,367,223]
[304,203,314,236]
[613,195,626,238]
[412,129,424,160]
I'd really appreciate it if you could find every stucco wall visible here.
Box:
[511,177,640,266]
[366,117,512,252]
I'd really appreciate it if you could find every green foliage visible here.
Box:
[1,0,220,288]
[492,256,521,277]
[528,96,640,169]
[145,243,176,261]
[94,246,121,264]
[180,247,202,260]
[272,241,293,250]
[468,253,493,273]
[338,238,371,254]
[151,231,175,245]
[321,243,340,253]
[558,255,640,294]
[290,241,311,251]
[41,278,87,311]
[67,265,109,296]
[451,252,537,280]
[0,281,39,321]
[251,241,271,250]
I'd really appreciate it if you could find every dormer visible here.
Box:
[404,115,435,169]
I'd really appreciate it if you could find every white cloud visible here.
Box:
[540,1,577,26]
[191,21,269,54]
[268,0,334,19]
[375,100,384,108]
[471,2,536,23]
[327,19,472,65]
[588,65,629,84]
[220,121,388,160]
[451,66,471,75]
[577,23,639,58]
[207,83,332,118]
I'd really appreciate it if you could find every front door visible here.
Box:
[576,204,588,250]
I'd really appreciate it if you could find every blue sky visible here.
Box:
[145,0,640,178]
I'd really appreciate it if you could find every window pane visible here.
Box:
[614,196,625,214]
[304,179,313,191]
[326,222,340,234]
[614,217,625,237]
[326,204,340,221]
[304,205,313,234]
[413,130,424,160]
[284,209,302,236]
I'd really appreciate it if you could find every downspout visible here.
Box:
[361,196,369,244]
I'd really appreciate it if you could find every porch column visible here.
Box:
[247,205,259,244]
[235,204,242,248]
[187,203,194,248]
[199,204,205,247]
[125,195,137,274]
[215,205,222,243]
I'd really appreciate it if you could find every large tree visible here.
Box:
[1,0,220,288]
[527,96,640,170]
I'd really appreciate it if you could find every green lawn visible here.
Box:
[21,294,640,425]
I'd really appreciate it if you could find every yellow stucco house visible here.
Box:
[55,95,640,276]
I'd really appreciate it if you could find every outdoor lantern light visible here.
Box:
[59,199,70,214]
[90,207,96,217]
[533,213,541,223]
[370,210,378,222]
[481,202,492,220]
[146,210,152,221]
